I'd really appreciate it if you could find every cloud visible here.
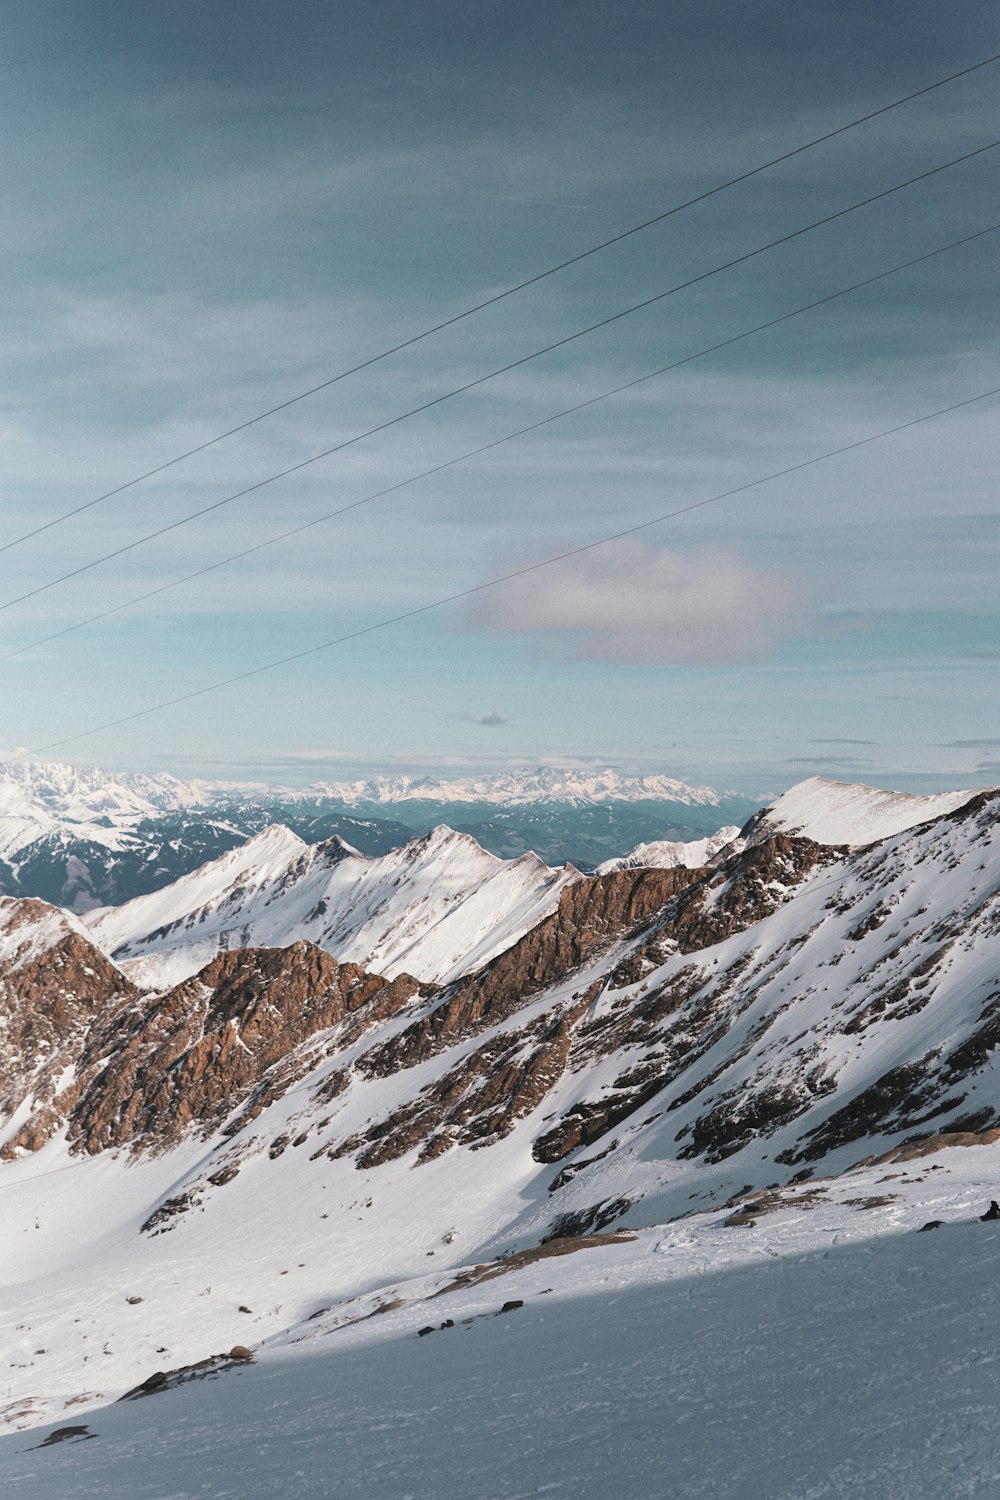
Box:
[808,738,878,746]
[786,757,873,768]
[945,738,1000,749]
[457,542,808,665]
[451,711,509,727]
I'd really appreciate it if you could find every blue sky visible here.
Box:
[0,0,997,794]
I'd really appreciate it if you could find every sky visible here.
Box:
[0,0,997,796]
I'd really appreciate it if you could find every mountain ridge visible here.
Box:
[0,756,757,910]
[2,773,998,1450]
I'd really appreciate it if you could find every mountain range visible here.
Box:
[0,757,759,912]
[2,769,999,1497]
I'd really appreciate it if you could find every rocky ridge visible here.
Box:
[84,824,582,989]
[4,787,997,1190]
[1,776,1000,1440]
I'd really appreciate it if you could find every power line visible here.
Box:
[3,219,997,669]
[33,382,1000,755]
[4,135,997,618]
[2,48,998,557]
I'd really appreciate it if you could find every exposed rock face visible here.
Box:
[65,944,421,1156]
[0,898,140,1156]
[359,866,705,1079]
[2,790,999,1191]
[336,993,594,1168]
[0,836,849,1165]
[0,914,420,1158]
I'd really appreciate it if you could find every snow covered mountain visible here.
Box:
[275,767,726,807]
[0,756,751,907]
[0,758,727,837]
[81,775,986,988]
[741,773,983,846]
[3,775,999,1494]
[0,755,202,849]
[595,825,741,873]
[84,823,581,988]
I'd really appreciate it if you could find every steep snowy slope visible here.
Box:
[744,773,983,846]
[595,825,740,872]
[84,824,580,986]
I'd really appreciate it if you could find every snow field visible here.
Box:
[6,1175,1000,1499]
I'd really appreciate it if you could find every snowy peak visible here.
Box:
[595,826,741,873]
[745,775,986,848]
[291,767,725,808]
[0,754,201,829]
[84,822,580,989]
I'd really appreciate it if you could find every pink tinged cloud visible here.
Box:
[457,541,809,665]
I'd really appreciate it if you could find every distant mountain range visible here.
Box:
[87,823,581,991]
[79,772,985,993]
[0,757,761,909]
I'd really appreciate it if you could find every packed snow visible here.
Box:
[4,1136,1000,1498]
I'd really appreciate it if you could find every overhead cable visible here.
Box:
[2,47,998,555]
[3,219,997,668]
[33,382,1000,754]
[4,134,997,617]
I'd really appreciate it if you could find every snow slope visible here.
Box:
[749,774,983,846]
[595,825,740,872]
[5,1199,1000,1500]
[2,780,999,1494]
[84,823,580,986]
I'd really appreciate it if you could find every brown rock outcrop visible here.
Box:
[336,991,594,1168]
[0,898,140,1158]
[65,942,420,1154]
[358,867,703,1080]
[0,912,420,1157]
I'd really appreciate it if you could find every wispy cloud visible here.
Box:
[450,711,509,727]
[457,542,810,665]
[786,756,874,768]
